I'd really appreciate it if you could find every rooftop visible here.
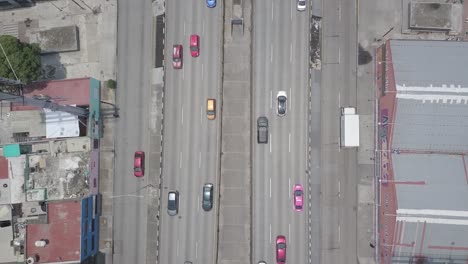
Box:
[378,39,468,262]
[27,152,90,201]
[25,200,81,263]
[11,77,91,112]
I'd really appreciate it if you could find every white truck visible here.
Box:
[340,107,360,148]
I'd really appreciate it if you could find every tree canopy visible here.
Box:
[0,35,41,84]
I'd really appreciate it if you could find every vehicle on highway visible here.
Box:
[258,261,266,264]
[172,44,183,69]
[133,151,145,177]
[293,184,304,211]
[202,183,214,211]
[207,0,216,8]
[207,98,216,120]
[189,34,200,57]
[297,0,306,11]
[257,116,269,144]
[276,235,286,264]
[167,191,179,216]
[277,91,287,116]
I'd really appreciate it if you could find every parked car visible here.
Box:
[134,151,145,177]
[172,44,183,69]
[207,99,216,120]
[207,0,216,8]
[190,34,200,57]
[202,183,214,211]
[297,0,306,11]
[276,235,286,264]
[277,91,287,116]
[293,184,304,211]
[167,191,179,216]
[257,116,269,144]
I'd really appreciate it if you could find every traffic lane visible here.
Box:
[113,0,152,262]
[253,136,275,263]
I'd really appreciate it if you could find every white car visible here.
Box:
[297,0,306,11]
[277,91,287,117]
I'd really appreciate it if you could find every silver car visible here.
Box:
[167,191,179,216]
[277,91,287,117]
[297,0,306,11]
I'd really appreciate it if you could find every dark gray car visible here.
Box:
[202,183,213,211]
[167,191,179,216]
[257,116,269,144]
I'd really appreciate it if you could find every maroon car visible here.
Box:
[189,34,200,57]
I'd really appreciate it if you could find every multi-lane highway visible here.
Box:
[158,1,223,264]
[252,1,310,263]
[113,0,153,263]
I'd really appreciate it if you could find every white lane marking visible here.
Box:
[198,195,200,212]
[181,107,184,125]
[184,22,186,35]
[177,240,180,256]
[199,152,202,168]
[338,180,341,198]
[288,133,291,152]
[338,224,341,242]
[182,67,185,80]
[202,63,204,80]
[338,48,341,64]
[290,44,293,63]
[338,4,342,21]
[269,134,272,153]
[196,241,199,259]
[289,178,291,198]
[290,1,293,20]
[269,224,272,243]
[271,3,274,20]
[179,152,182,168]
[338,136,341,151]
[200,106,203,124]
[269,178,272,198]
[289,87,292,110]
[338,92,341,107]
[270,90,273,108]
[288,223,291,241]
[203,21,205,34]
[270,45,273,62]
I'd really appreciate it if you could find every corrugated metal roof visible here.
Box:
[383,40,468,262]
[390,40,468,87]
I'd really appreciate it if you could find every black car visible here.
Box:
[257,116,269,144]
[202,183,214,211]
[277,91,287,116]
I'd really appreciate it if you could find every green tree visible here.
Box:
[0,35,41,84]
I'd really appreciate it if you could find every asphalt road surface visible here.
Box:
[158,1,223,264]
[113,0,153,263]
[321,0,359,262]
[252,1,310,263]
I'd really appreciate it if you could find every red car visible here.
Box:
[172,44,183,69]
[293,184,304,211]
[276,235,286,264]
[134,151,145,177]
[189,34,200,57]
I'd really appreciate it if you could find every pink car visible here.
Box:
[276,235,286,264]
[293,184,303,211]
